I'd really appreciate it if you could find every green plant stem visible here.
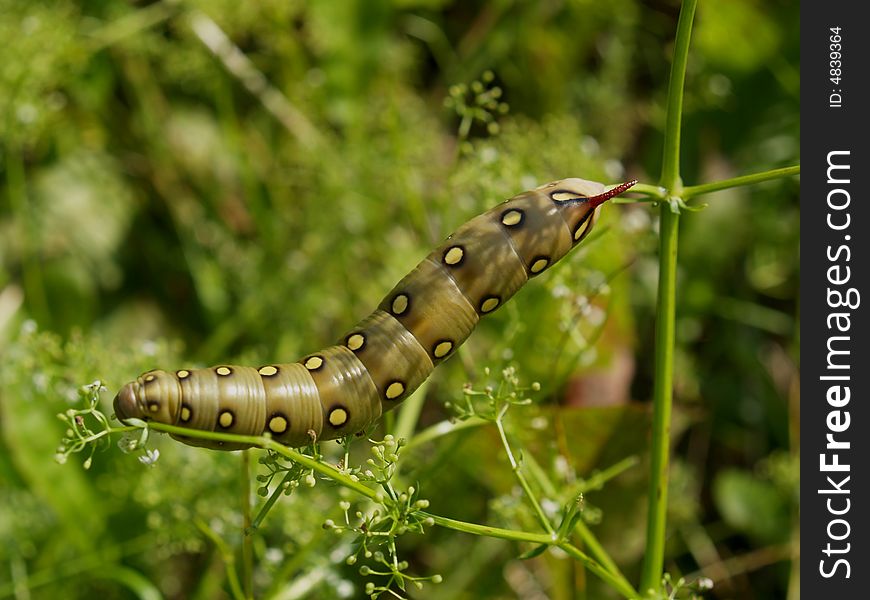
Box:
[402,416,489,451]
[240,451,254,600]
[195,519,246,600]
[641,206,680,595]
[394,381,429,442]
[495,408,555,536]
[0,536,157,598]
[682,165,800,199]
[423,515,637,599]
[576,456,640,494]
[640,0,697,594]
[251,471,294,530]
[614,165,800,204]
[6,133,50,327]
[87,0,178,52]
[523,451,636,590]
[659,0,697,193]
[139,422,638,598]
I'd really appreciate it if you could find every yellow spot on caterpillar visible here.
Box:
[148,402,160,413]
[530,258,549,274]
[218,411,234,428]
[443,246,464,265]
[574,221,590,241]
[391,294,409,315]
[346,334,365,351]
[480,297,500,313]
[385,381,405,399]
[180,406,191,422]
[433,341,453,358]
[269,415,288,434]
[501,210,523,226]
[552,191,584,202]
[304,356,323,370]
[216,366,232,376]
[176,369,190,379]
[328,408,348,427]
[258,365,278,376]
[144,374,156,383]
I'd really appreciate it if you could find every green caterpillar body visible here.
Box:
[114,178,636,450]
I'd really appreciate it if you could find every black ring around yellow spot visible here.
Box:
[432,340,454,359]
[217,410,234,429]
[328,406,349,428]
[268,413,289,434]
[303,355,324,371]
[258,365,279,377]
[391,293,410,316]
[442,245,465,266]
[500,209,524,227]
[215,366,232,376]
[573,212,594,242]
[346,333,366,352]
[144,374,156,383]
[176,369,190,379]
[180,403,192,422]
[479,296,501,314]
[148,402,160,413]
[385,381,405,400]
[529,256,550,275]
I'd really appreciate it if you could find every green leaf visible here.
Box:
[518,543,548,560]
[98,566,164,600]
[713,469,790,543]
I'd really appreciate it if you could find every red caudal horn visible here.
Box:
[589,179,638,208]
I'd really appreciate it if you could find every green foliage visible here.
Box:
[1,1,798,599]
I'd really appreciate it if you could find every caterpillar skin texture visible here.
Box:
[114,177,637,450]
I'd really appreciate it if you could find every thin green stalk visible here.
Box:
[240,451,254,600]
[495,407,555,536]
[250,471,293,530]
[640,0,697,594]
[422,515,637,599]
[5,133,49,327]
[86,0,178,52]
[615,165,801,204]
[402,416,489,451]
[195,519,246,600]
[393,381,429,442]
[523,451,636,590]
[659,0,697,193]
[578,456,640,493]
[682,164,800,199]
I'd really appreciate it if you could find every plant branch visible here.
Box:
[494,407,555,535]
[138,422,637,597]
[682,164,800,199]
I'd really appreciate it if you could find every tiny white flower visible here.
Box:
[696,577,714,591]
[138,449,160,467]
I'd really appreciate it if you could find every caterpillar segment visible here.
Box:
[113,177,637,449]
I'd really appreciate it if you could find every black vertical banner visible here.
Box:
[802,2,869,597]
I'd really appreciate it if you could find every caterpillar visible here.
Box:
[114,177,637,450]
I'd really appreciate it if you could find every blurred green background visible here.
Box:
[0,1,798,599]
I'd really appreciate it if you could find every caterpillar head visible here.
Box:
[114,370,181,425]
[538,177,637,243]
